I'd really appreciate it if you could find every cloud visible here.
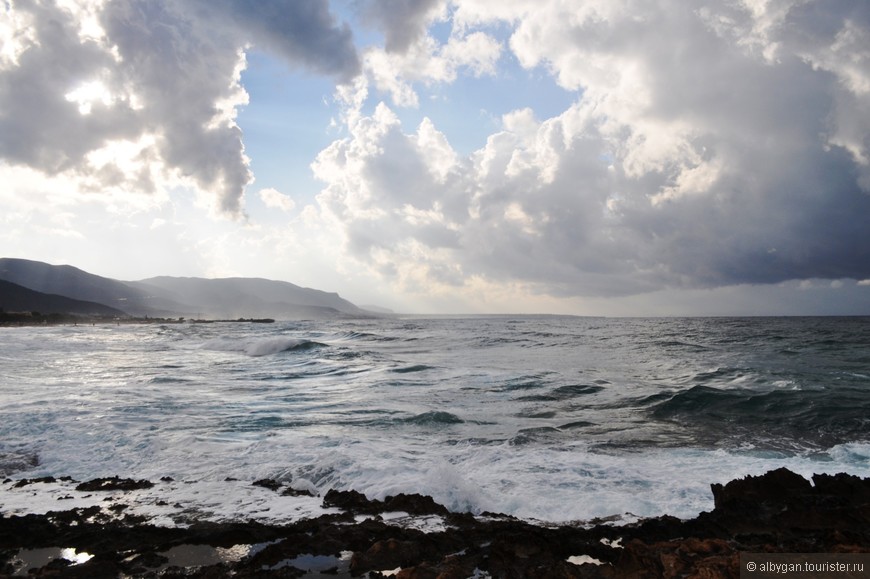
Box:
[201,0,360,80]
[363,29,501,108]
[259,187,296,212]
[0,0,359,218]
[314,0,870,299]
[351,0,501,109]
[359,0,447,53]
[5,0,870,310]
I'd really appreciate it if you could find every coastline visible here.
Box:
[2,468,869,577]
[0,314,277,328]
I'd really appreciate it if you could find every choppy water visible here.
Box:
[1,316,869,522]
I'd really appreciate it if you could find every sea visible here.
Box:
[1,315,869,525]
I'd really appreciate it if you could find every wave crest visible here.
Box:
[201,337,325,357]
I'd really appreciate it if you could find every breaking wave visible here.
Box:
[201,336,325,357]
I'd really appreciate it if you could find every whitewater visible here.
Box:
[1,316,869,524]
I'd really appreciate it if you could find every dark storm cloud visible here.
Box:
[358,0,445,52]
[200,0,361,80]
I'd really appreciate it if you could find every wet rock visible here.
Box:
[251,478,314,497]
[811,471,870,502]
[322,488,373,512]
[75,476,154,492]
[322,489,449,516]
[382,493,450,516]
[710,467,811,512]
[706,467,870,538]
[350,538,426,574]
[12,476,57,488]
[2,468,870,577]
[281,487,314,497]
[124,551,169,574]
[616,538,739,579]
[253,478,283,491]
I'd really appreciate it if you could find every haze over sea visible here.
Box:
[2,316,869,524]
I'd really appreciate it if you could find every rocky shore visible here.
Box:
[2,467,869,578]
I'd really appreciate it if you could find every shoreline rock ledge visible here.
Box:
[2,467,870,578]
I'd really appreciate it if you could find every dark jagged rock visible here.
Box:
[383,493,450,516]
[252,478,314,497]
[253,478,283,491]
[281,487,314,497]
[322,489,450,516]
[710,467,812,511]
[3,468,870,577]
[350,538,429,574]
[811,471,870,502]
[75,476,154,492]
[12,476,57,488]
[322,488,372,512]
[704,467,870,538]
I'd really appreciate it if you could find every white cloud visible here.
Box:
[361,19,502,108]
[5,0,870,313]
[311,0,870,302]
[0,1,39,69]
[259,188,296,212]
[0,0,359,218]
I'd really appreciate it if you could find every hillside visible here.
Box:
[0,279,126,317]
[0,258,176,316]
[129,276,366,319]
[0,258,372,320]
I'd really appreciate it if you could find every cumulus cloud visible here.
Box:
[363,29,501,108]
[6,0,870,307]
[359,0,447,53]
[259,187,296,212]
[351,0,501,108]
[0,0,359,217]
[315,0,870,298]
[200,0,360,81]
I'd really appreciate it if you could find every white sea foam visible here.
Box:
[286,439,870,523]
[3,440,870,525]
[0,478,338,526]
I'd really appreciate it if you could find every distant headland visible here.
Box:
[0,257,384,323]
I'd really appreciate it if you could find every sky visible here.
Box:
[1,0,870,315]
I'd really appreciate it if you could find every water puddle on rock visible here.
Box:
[158,543,254,568]
[8,547,93,576]
[270,550,353,576]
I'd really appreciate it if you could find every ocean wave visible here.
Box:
[5,316,870,525]
[650,385,870,448]
[390,364,435,374]
[201,337,325,357]
[146,376,195,384]
[0,450,39,477]
[515,383,608,402]
[403,411,465,425]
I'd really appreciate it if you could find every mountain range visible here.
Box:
[0,258,376,319]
